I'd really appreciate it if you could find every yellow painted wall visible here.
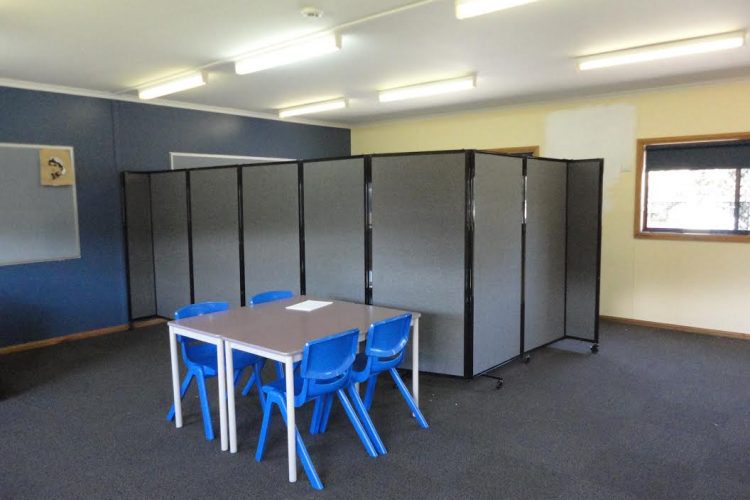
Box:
[352,79,750,334]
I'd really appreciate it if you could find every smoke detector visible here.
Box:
[300,6,324,18]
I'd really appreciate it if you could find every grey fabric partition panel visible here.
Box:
[473,153,523,375]
[303,158,364,302]
[190,168,241,308]
[124,173,155,318]
[150,172,190,318]
[243,163,300,298]
[372,153,465,376]
[524,158,567,352]
[565,160,602,341]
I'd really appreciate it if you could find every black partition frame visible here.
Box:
[122,151,603,378]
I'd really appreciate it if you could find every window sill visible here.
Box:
[635,231,750,243]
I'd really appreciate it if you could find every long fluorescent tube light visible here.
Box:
[278,98,347,118]
[578,31,746,71]
[235,34,340,75]
[138,72,207,100]
[379,76,476,103]
[455,0,537,19]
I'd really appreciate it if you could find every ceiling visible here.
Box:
[1,0,749,126]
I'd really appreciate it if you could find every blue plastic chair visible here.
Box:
[166,301,266,441]
[249,290,293,306]
[249,290,294,378]
[313,314,428,455]
[255,328,377,490]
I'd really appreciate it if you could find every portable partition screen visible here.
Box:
[242,162,301,301]
[524,158,567,352]
[371,153,466,377]
[303,157,365,303]
[565,160,603,344]
[123,172,155,319]
[472,152,524,375]
[190,168,242,308]
[122,150,602,377]
[150,171,190,318]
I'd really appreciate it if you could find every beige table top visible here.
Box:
[168,296,418,358]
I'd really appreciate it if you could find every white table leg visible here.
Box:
[225,342,237,453]
[169,328,183,428]
[285,357,297,483]
[412,318,419,407]
[217,339,228,452]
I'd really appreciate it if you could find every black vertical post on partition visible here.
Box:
[185,170,195,304]
[297,161,306,295]
[147,174,159,316]
[121,172,134,324]
[237,167,246,306]
[519,158,528,355]
[594,160,604,345]
[463,150,475,379]
[364,156,373,305]
[563,163,569,338]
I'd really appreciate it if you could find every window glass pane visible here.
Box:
[740,169,750,231]
[646,168,737,231]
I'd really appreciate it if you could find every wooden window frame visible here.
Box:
[484,146,540,156]
[635,132,750,243]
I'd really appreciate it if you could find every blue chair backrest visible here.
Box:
[174,301,229,345]
[249,290,293,306]
[297,328,359,404]
[365,314,412,372]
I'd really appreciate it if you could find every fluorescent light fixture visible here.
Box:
[379,75,476,103]
[235,34,340,75]
[278,98,347,118]
[138,72,207,100]
[455,0,537,19]
[578,31,746,70]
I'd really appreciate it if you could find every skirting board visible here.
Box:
[0,318,167,355]
[600,315,749,341]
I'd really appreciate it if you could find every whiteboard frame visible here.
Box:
[0,142,80,267]
[169,152,292,170]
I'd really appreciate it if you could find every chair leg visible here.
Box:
[319,393,334,433]
[336,389,377,458]
[310,397,324,434]
[166,371,194,421]
[195,371,215,440]
[347,385,387,455]
[258,393,323,490]
[255,394,274,462]
[390,368,428,429]
[241,371,256,397]
[364,374,378,410]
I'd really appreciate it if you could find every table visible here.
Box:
[167,296,421,484]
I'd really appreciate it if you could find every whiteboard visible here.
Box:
[0,143,80,266]
[170,152,292,169]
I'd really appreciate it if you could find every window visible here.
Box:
[636,135,750,241]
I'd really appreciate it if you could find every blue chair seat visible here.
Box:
[186,343,262,376]
[261,375,304,397]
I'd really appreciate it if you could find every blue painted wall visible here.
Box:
[0,86,350,347]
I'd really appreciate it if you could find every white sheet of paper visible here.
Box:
[285,300,333,312]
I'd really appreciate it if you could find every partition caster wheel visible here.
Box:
[523,355,531,364]
[495,378,504,389]
[590,344,599,353]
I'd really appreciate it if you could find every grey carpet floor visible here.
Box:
[1,321,748,499]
